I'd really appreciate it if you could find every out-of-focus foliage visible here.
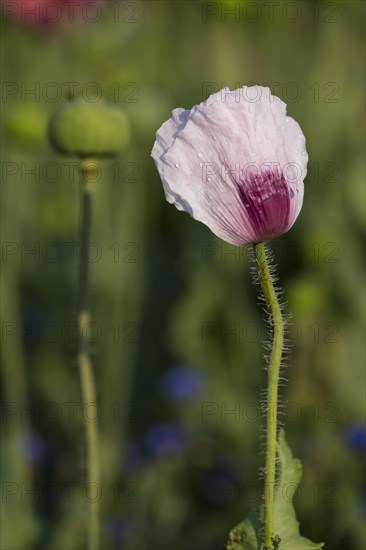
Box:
[1,1,365,549]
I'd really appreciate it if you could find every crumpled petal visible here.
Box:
[152,86,308,245]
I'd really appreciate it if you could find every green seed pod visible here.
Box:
[7,106,47,146]
[48,100,130,157]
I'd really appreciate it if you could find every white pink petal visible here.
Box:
[152,86,308,245]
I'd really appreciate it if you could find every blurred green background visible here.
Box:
[1,1,365,549]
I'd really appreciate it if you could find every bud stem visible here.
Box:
[253,242,284,550]
[78,159,100,550]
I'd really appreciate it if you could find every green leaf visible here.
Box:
[226,509,261,550]
[225,430,324,550]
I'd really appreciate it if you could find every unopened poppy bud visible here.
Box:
[7,106,47,146]
[49,100,130,157]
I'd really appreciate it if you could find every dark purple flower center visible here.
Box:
[237,168,292,241]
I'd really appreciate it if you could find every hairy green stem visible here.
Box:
[254,242,284,550]
[78,159,100,550]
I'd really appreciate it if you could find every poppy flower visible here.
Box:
[5,0,102,28]
[152,86,308,245]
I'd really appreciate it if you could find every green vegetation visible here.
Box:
[1,2,364,549]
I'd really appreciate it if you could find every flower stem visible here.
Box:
[253,242,284,550]
[78,159,100,550]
